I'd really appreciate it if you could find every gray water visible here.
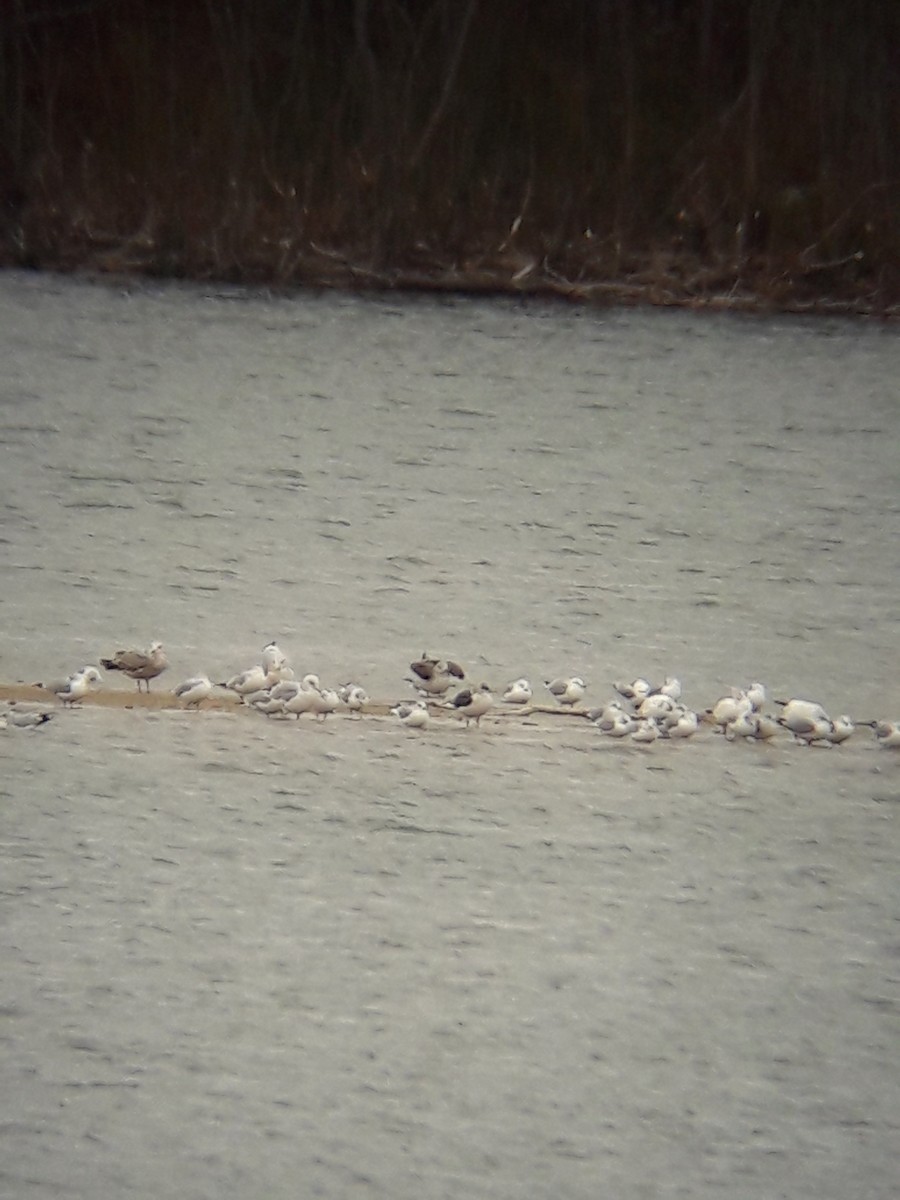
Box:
[1,271,898,1199]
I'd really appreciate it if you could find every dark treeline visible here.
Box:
[1,0,898,311]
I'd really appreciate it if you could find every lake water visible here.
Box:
[1,271,898,1199]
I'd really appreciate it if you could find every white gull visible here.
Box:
[545,676,586,706]
[262,641,289,674]
[392,699,431,729]
[4,702,53,729]
[873,721,900,749]
[502,678,533,705]
[173,676,214,709]
[447,683,493,727]
[46,666,103,706]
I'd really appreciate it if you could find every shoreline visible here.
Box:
[3,257,894,321]
[0,683,584,722]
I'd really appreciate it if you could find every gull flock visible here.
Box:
[3,640,899,751]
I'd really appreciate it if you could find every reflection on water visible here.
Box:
[1,272,898,1200]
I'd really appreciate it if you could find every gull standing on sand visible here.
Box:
[100,641,168,692]
[224,664,283,700]
[173,675,214,709]
[545,676,587,706]
[39,665,103,706]
[448,683,493,727]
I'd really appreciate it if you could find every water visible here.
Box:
[1,271,898,1198]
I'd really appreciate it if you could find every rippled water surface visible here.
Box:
[1,272,898,1199]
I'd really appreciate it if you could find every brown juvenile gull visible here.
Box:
[100,641,168,692]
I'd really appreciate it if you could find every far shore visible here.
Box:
[5,256,894,320]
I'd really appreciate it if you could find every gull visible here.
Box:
[224,665,281,700]
[39,665,104,706]
[392,699,431,730]
[638,693,677,720]
[248,691,288,717]
[614,678,652,705]
[598,711,638,738]
[100,641,168,692]
[262,641,289,674]
[873,721,900,749]
[408,655,466,697]
[651,676,682,702]
[632,717,661,744]
[502,678,533,705]
[825,715,855,745]
[665,708,700,739]
[774,697,829,723]
[545,676,586,706]
[588,700,628,730]
[447,683,493,727]
[777,699,833,745]
[279,675,324,718]
[725,711,778,742]
[744,682,767,711]
[173,675,213,709]
[338,683,369,716]
[310,687,341,721]
[4,703,53,729]
[706,690,753,731]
